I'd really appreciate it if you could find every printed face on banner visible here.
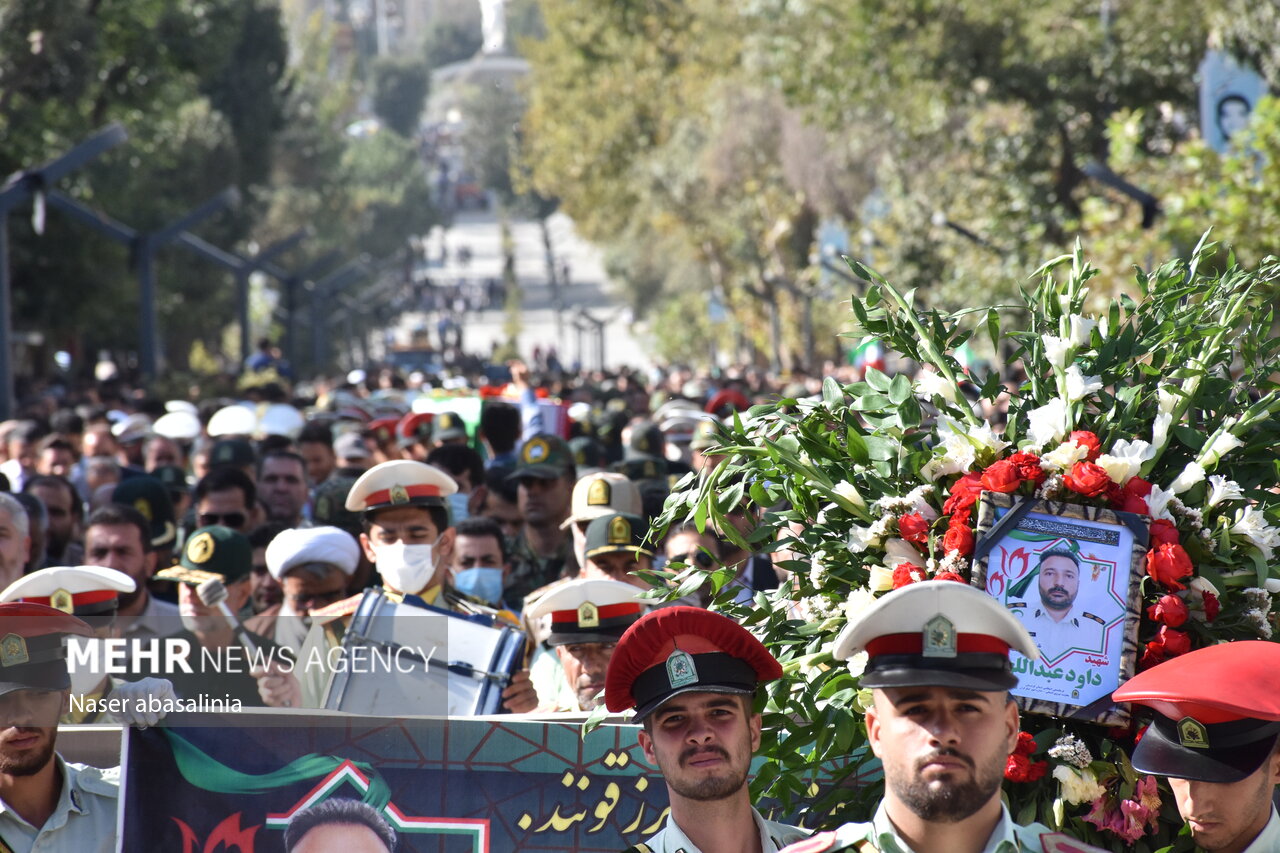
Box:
[973,496,1145,722]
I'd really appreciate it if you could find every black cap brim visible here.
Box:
[859,653,1017,692]
[1132,719,1280,783]
[507,465,566,481]
[0,662,70,698]
[633,683,755,722]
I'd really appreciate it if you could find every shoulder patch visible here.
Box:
[1083,611,1105,625]
[312,593,363,625]
[781,831,840,853]
[1006,601,1026,609]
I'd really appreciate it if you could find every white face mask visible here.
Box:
[376,543,436,595]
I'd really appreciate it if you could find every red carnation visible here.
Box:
[950,507,973,528]
[1203,591,1220,622]
[944,473,984,516]
[1064,461,1111,498]
[934,571,965,583]
[1004,753,1049,783]
[1145,543,1192,591]
[1014,731,1037,756]
[1007,452,1046,485]
[943,523,975,557]
[1147,593,1188,628]
[1069,431,1102,461]
[981,460,1022,494]
[898,513,930,546]
[1148,520,1180,548]
[892,563,923,589]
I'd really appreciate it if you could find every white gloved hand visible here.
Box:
[104,677,178,728]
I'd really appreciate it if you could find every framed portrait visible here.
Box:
[969,493,1149,726]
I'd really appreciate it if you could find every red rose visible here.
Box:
[1147,593,1188,628]
[1064,461,1112,497]
[934,571,965,583]
[1007,451,1046,485]
[943,523,975,556]
[1069,431,1102,461]
[950,507,973,528]
[944,473,984,515]
[981,459,1022,494]
[1145,543,1192,591]
[1004,753,1048,783]
[1156,625,1191,657]
[1118,494,1149,515]
[1125,476,1154,498]
[898,513,930,545]
[1203,591,1220,622]
[1139,641,1166,670]
[1148,520,1180,548]
[892,563,923,589]
[1014,731,1037,756]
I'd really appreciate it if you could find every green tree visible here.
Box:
[371,55,429,137]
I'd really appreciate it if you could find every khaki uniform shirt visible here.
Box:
[1242,806,1280,853]
[0,758,118,853]
[779,803,1073,853]
[630,807,808,853]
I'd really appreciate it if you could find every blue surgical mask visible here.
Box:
[447,492,470,525]
[453,567,504,607]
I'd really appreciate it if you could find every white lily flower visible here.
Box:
[1189,576,1220,597]
[1200,428,1244,468]
[1146,484,1175,521]
[847,524,881,554]
[1041,439,1089,472]
[1026,397,1069,449]
[1053,765,1106,806]
[1065,365,1103,403]
[966,420,1011,458]
[1067,314,1096,348]
[840,588,878,624]
[921,420,978,481]
[1042,335,1072,370]
[833,480,866,509]
[1207,475,1244,508]
[868,565,895,591]
[1168,462,1206,495]
[884,538,926,567]
[1265,578,1280,596]
[1151,411,1173,450]
[915,370,960,404]
[1157,386,1179,415]
[1232,506,1280,561]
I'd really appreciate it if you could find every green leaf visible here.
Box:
[863,366,891,393]
[888,373,911,404]
[985,307,1000,352]
[822,375,843,406]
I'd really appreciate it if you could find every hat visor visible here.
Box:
[623,449,664,463]
[859,664,1017,692]
[632,683,755,722]
[0,663,70,698]
[560,507,615,530]
[585,545,654,559]
[1131,726,1278,784]
[507,465,565,481]
[435,429,467,441]
[548,629,630,646]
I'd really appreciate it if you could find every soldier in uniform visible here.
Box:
[254,459,536,712]
[1113,641,1280,853]
[506,434,578,604]
[605,606,809,853]
[782,580,1099,853]
[1009,546,1105,660]
[524,578,644,711]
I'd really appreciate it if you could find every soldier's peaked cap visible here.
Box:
[344,459,457,514]
[1113,641,1280,783]
[527,578,645,646]
[605,606,782,720]
[833,580,1039,691]
[1,565,135,630]
[0,602,93,697]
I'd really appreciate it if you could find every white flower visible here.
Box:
[841,589,878,625]
[1048,734,1094,768]
[1168,462,1206,495]
[1146,484,1175,521]
[1053,765,1106,806]
[1207,475,1244,508]
[904,485,940,521]
[833,480,866,509]
[1042,334,1072,370]
[847,524,881,554]
[1232,506,1280,561]
[1200,429,1244,468]
[921,430,978,481]
[915,370,960,404]
[884,538,926,567]
[845,652,868,679]
[809,555,828,586]
[1064,365,1103,403]
[1151,411,1173,450]
[1095,438,1155,484]
[965,420,1012,458]
[1157,386,1179,415]
[1246,608,1274,640]
[868,565,895,591]
[1189,576,1220,597]
[1026,398,1069,449]
[1041,439,1089,472]
[1067,314,1096,348]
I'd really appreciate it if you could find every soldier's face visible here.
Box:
[555,642,615,709]
[0,689,63,774]
[85,523,155,606]
[866,686,1017,823]
[638,693,758,804]
[1169,748,1280,853]
[581,551,650,590]
[298,441,335,486]
[1038,556,1079,611]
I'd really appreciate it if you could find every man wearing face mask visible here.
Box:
[449,517,515,613]
[254,460,536,712]
[246,526,360,657]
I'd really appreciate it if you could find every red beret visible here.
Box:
[604,606,782,718]
[396,412,434,447]
[367,417,399,444]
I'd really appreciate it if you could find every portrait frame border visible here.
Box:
[969,493,1149,726]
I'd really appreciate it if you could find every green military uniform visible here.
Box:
[628,807,808,853]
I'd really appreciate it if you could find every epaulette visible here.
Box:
[1007,601,1026,609]
[1083,611,1105,625]
[312,593,363,625]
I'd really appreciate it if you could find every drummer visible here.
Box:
[253,459,537,713]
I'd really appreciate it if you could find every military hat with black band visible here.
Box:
[527,579,646,646]
[605,606,782,720]
[832,579,1040,692]
[112,475,177,549]
[508,434,576,481]
[584,513,652,559]
[0,602,93,697]
[431,411,468,443]
[1,565,135,630]
[1113,640,1280,783]
[344,459,457,514]
[157,524,253,585]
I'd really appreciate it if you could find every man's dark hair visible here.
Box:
[193,467,257,508]
[1038,547,1079,570]
[10,420,44,444]
[283,798,395,853]
[479,402,521,454]
[362,504,450,538]
[483,466,519,504]
[454,516,508,563]
[248,520,290,550]
[86,504,152,553]
[36,434,73,455]
[24,475,83,522]
[257,434,294,456]
[427,445,484,488]
[297,423,334,449]
[259,450,308,481]
[50,410,84,436]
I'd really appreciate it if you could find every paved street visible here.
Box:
[403,208,650,370]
